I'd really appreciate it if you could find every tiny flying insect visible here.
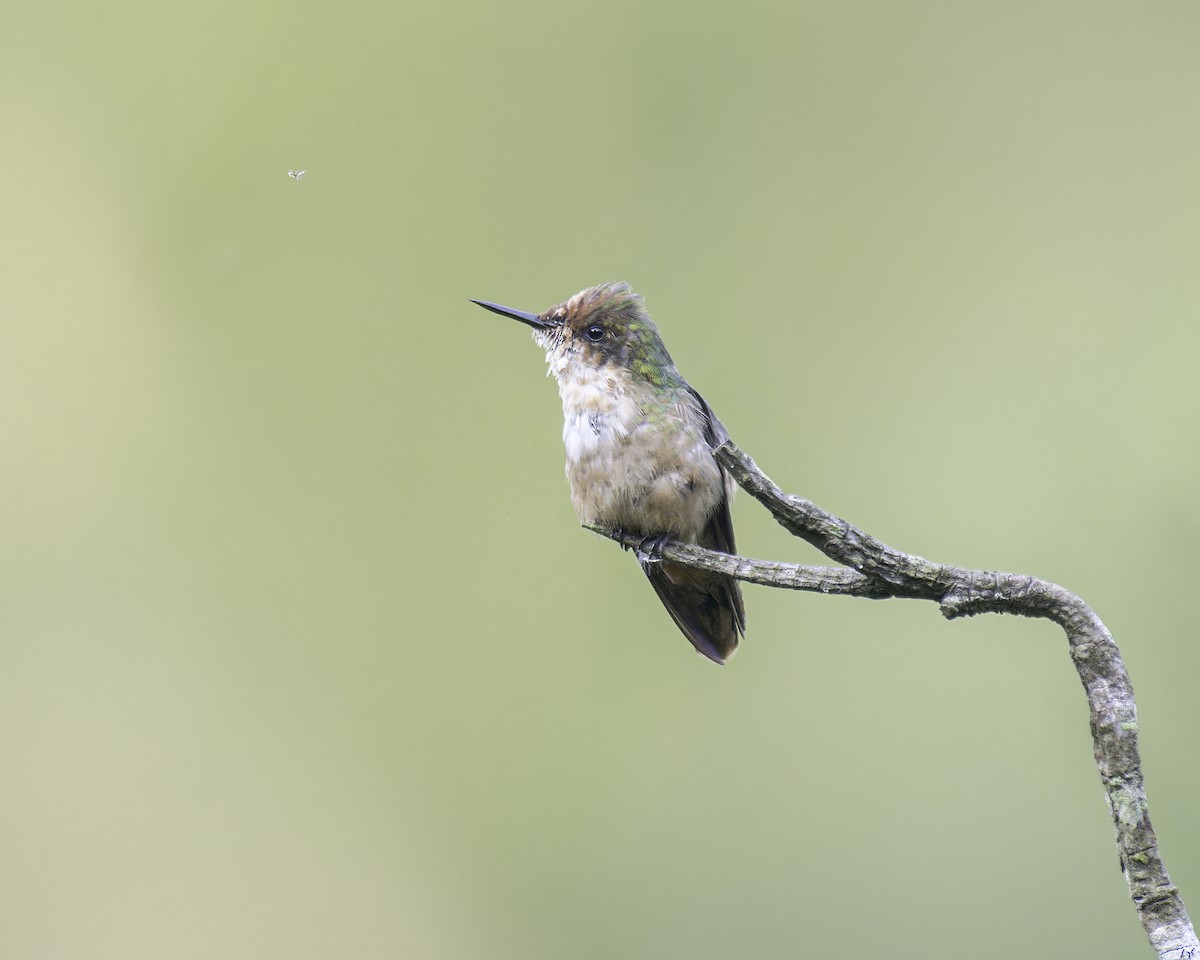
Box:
[287,169,306,181]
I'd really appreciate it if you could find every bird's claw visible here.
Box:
[635,534,670,565]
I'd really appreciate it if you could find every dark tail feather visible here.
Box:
[643,560,744,664]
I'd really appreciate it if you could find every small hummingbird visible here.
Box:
[473,282,745,663]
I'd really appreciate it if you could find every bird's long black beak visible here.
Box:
[471,298,554,330]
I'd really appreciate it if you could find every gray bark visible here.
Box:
[588,440,1196,959]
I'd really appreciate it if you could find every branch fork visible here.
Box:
[587,440,1194,959]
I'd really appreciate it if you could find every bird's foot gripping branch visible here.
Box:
[592,440,1196,960]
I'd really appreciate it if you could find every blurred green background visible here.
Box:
[3,1,1198,956]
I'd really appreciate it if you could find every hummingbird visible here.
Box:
[473,282,745,663]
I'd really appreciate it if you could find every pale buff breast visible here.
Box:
[553,359,724,541]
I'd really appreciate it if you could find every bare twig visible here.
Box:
[589,439,1196,960]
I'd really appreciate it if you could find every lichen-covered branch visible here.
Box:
[589,440,1196,960]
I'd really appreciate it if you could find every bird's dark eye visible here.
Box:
[585,324,605,342]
